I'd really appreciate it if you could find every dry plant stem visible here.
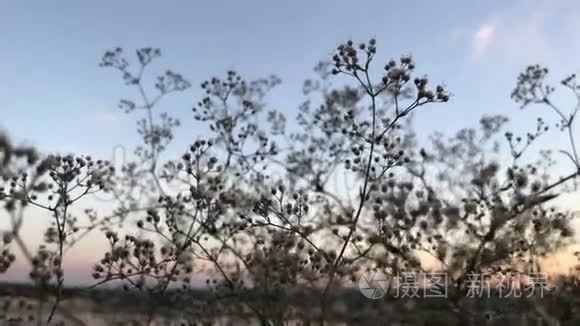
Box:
[13,235,86,326]
[46,185,68,324]
[9,192,86,326]
[195,240,273,326]
[318,55,425,322]
[137,76,165,195]
[456,170,579,310]
[144,151,205,324]
[142,162,270,325]
[544,98,580,169]
[63,206,154,254]
[268,157,350,214]
[319,66,377,323]
[450,86,580,308]
[520,90,580,323]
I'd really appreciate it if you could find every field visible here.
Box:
[2,282,580,325]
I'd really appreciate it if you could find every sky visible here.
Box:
[1,0,580,284]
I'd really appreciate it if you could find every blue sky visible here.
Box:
[2,0,580,283]
[1,0,579,158]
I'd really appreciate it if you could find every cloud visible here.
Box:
[468,13,549,63]
[467,1,580,64]
[472,22,496,58]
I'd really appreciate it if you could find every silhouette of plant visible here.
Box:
[1,39,580,326]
